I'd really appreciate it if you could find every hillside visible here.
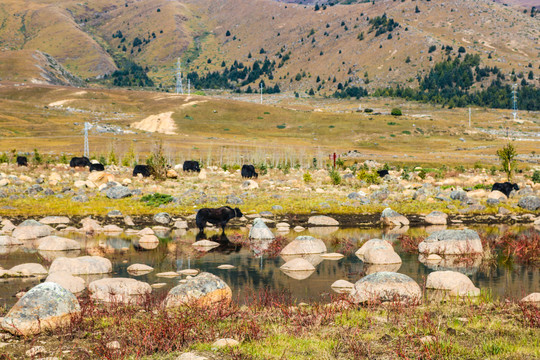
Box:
[0,0,537,93]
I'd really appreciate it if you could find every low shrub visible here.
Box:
[356,169,380,184]
[140,193,173,206]
[391,108,402,116]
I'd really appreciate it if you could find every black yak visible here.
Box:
[241,164,258,178]
[377,169,389,178]
[133,165,151,177]
[183,160,200,172]
[16,156,28,167]
[196,206,243,233]
[491,182,519,197]
[89,163,105,172]
[70,157,91,168]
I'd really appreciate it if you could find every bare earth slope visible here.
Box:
[0,0,538,90]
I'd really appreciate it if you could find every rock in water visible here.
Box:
[351,272,421,304]
[418,229,483,255]
[426,271,480,297]
[12,220,53,240]
[165,272,232,307]
[307,215,339,226]
[249,218,275,240]
[355,239,394,260]
[380,208,409,227]
[89,278,152,304]
[46,271,86,294]
[425,211,448,225]
[280,236,327,255]
[49,256,112,275]
[1,282,80,335]
[37,236,81,251]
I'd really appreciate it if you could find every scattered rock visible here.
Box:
[520,293,540,304]
[80,217,103,232]
[12,220,53,240]
[177,353,209,360]
[9,263,48,276]
[39,216,70,225]
[212,338,239,348]
[426,271,480,296]
[380,208,409,227]
[1,282,80,335]
[37,236,81,251]
[280,258,316,271]
[249,218,275,240]
[351,272,422,304]
[425,211,448,225]
[45,271,86,293]
[363,246,402,265]
[127,264,154,275]
[518,196,540,211]
[217,264,235,269]
[106,186,132,199]
[89,278,152,304]
[355,239,394,260]
[418,229,483,255]
[320,253,344,260]
[307,215,339,226]
[154,212,172,225]
[165,272,232,307]
[49,256,112,275]
[26,346,46,357]
[280,236,327,255]
[0,235,22,246]
[331,279,355,293]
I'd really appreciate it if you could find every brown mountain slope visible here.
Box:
[0,0,538,91]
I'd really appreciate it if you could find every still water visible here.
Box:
[0,225,538,308]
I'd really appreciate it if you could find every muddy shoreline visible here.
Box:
[6,212,538,230]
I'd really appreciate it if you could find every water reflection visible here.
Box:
[0,225,538,308]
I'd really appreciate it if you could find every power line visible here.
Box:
[84,122,90,157]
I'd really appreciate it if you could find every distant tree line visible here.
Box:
[107,57,154,87]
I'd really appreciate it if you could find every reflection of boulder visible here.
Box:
[0,245,21,255]
[382,225,409,239]
[249,239,273,256]
[308,226,339,237]
[418,254,482,276]
[281,254,323,267]
[46,271,86,293]
[280,258,316,280]
[127,264,154,275]
[321,253,344,260]
[364,263,401,275]
[38,249,80,262]
[133,235,159,250]
[249,218,275,240]
[280,236,327,255]
[106,238,132,250]
[424,225,448,234]
[192,240,220,252]
[351,272,421,304]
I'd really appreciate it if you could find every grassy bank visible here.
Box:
[0,292,538,359]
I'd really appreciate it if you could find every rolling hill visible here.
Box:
[0,0,537,94]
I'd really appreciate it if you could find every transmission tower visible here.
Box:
[175,58,184,95]
[260,82,263,104]
[83,122,90,158]
[512,84,518,121]
[188,79,191,96]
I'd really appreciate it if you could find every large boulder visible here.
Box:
[363,246,402,265]
[426,271,480,297]
[425,211,448,225]
[518,196,540,211]
[49,256,112,275]
[46,271,86,294]
[165,272,232,307]
[418,229,483,255]
[89,278,152,304]
[380,208,409,227]
[249,218,275,240]
[37,236,81,251]
[280,236,327,255]
[307,215,339,226]
[12,220,53,240]
[488,190,507,201]
[127,263,154,275]
[351,272,422,304]
[88,172,115,185]
[1,282,80,335]
[80,217,103,232]
[355,239,393,260]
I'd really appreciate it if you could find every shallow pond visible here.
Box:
[1,224,539,308]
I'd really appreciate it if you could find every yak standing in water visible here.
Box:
[196,206,243,234]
